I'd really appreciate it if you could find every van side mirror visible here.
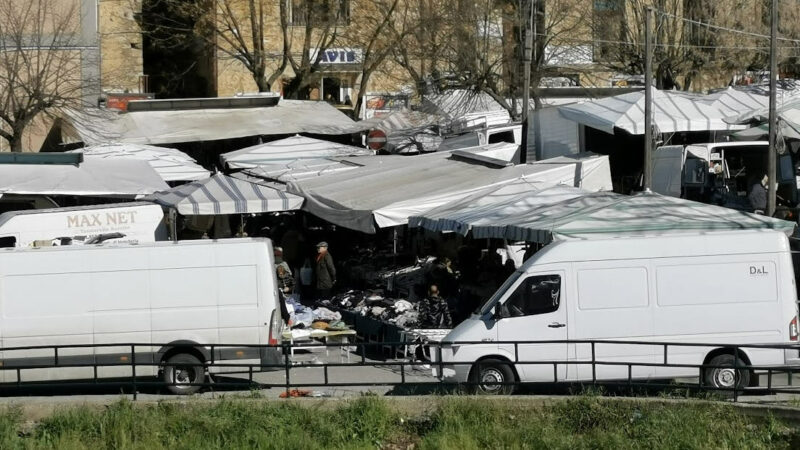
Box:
[493,304,509,320]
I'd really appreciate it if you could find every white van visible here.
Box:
[0,202,168,248]
[0,238,283,394]
[437,230,800,394]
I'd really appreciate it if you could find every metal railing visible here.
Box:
[0,339,798,402]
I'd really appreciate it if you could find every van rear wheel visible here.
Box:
[162,353,205,395]
[703,354,750,393]
[468,359,516,395]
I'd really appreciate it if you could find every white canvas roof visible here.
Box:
[728,98,800,140]
[69,143,211,182]
[286,150,612,233]
[558,88,747,135]
[65,100,369,146]
[145,174,303,215]
[410,187,795,242]
[698,87,769,117]
[0,158,168,197]
[221,135,373,169]
[234,158,364,183]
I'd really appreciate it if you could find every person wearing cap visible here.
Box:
[314,241,336,299]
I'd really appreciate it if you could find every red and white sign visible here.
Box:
[367,129,387,150]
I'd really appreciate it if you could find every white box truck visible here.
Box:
[436,230,800,394]
[0,202,168,248]
[0,238,284,394]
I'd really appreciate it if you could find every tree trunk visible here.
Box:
[10,135,22,153]
[354,70,373,117]
[255,74,270,92]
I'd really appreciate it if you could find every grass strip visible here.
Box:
[0,395,796,449]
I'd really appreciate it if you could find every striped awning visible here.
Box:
[145,174,303,215]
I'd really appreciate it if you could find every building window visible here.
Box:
[290,0,350,27]
[592,0,623,62]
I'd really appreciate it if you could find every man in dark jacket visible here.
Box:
[314,241,336,299]
[419,285,453,329]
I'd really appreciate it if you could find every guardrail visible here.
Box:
[0,339,798,402]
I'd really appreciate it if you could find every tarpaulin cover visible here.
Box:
[70,143,210,182]
[286,149,612,233]
[558,88,747,135]
[697,87,769,117]
[145,173,303,215]
[64,100,370,146]
[0,158,168,197]
[410,187,795,242]
[234,158,364,183]
[729,99,800,141]
[221,135,373,169]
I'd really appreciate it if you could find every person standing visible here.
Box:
[314,241,336,299]
[748,174,768,214]
[418,284,453,329]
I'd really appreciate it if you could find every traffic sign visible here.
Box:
[367,129,387,150]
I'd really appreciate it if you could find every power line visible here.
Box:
[654,8,800,44]
[536,33,780,52]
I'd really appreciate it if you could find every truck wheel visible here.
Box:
[162,353,205,395]
[703,354,750,392]
[468,359,516,395]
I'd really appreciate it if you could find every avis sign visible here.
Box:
[309,48,363,65]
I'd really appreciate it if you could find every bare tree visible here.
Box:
[280,0,348,99]
[388,0,593,121]
[0,0,91,152]
[342,0,404,114]
[591,0,776,90]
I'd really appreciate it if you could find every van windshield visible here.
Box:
[479,270,523,315]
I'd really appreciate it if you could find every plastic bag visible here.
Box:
[300,260,313,286]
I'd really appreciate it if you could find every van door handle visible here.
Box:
[548,322,566,328]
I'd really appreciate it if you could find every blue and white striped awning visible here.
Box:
[145,174,303,215]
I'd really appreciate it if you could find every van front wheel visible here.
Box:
[468,359,516,395]
[703,354,750,392]
[162,353,205,395]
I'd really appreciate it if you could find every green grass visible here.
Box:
[0,396,796,449]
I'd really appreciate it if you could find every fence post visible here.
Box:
[591,342,596,385]
[733,346,739,402]
[437,343,444,383]
[284,342,291,397]
[131,345,137,401]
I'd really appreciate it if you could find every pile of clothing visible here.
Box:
[380,256,436,300]
[285,296,348,331]
[322,290,421,329]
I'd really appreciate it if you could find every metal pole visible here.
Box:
[643,7,653,191]
[520,0,533,164]
[767,0,778,217]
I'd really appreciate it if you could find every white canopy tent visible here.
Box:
[221,135,373,169]
[286,149,612,233]
[0,158,168,197]
[69,143,211,182]
[64,100,369,146]
[697,87,769,117]
[558,88,747,135]
[233,158,364,183]
[728,99,800,141]
[145,173,303,215]
[410,187,795,242]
